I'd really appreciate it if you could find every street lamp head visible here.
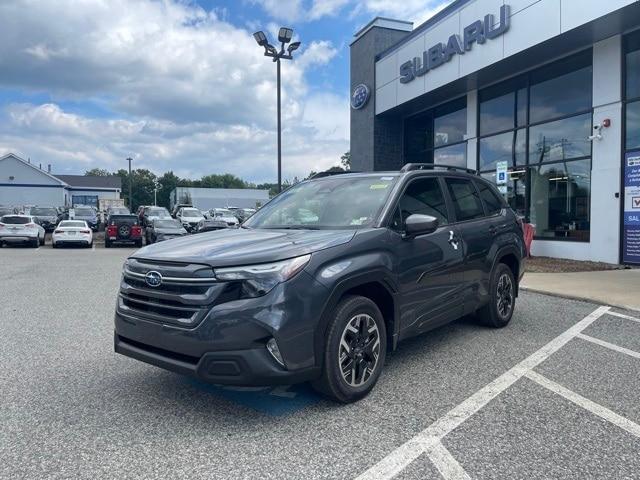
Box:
[278,27,293,44]
[287,41,301,53]
[253,31,268,47]
[266,44,279,56]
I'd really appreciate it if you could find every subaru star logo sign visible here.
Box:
[351,83,370,110]
[144,270,163,288]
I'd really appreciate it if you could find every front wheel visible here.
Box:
[477,263,516,328]
[312,295,386,403]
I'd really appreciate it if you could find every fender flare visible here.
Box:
[313,269,400,368]
[490,244,523,294]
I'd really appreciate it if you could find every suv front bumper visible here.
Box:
[114,271,327,386]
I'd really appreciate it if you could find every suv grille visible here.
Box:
[118,258,227,327]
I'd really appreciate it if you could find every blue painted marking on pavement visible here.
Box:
[186,379,322,416]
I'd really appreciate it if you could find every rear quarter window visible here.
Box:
[445,178,485,222]
[476,181,505,216]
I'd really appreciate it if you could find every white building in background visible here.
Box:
[350,0,640,265]
[0,153,121,208]
[170,186,270,211]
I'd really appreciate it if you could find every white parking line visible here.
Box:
[576,333,640,360]
[525,370,640,439]
[425,442,471,480]
[354,306,611,480]
[607,310,640,325]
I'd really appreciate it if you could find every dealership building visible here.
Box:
[350,0,640,264]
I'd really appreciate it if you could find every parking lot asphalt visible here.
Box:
[2,246,640,480]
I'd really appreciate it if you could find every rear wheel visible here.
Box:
[105,238,111,248]
[312,295,386,403]
[31,237,39,248]
[477,263,516,328]
[39,234,45,246]
[135,239,143,248]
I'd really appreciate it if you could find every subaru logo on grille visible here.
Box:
[145,270,163,288]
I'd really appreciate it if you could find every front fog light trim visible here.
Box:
[266,338,285,368]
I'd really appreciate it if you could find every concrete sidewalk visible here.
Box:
[521,268,640,311]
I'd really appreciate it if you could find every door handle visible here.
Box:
[489,225,498,236]
[448,230,459,250]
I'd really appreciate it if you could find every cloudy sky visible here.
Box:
[0,0,450,183]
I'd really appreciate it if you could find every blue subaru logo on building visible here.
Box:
[351,83,370,110]
[145,270,163,288]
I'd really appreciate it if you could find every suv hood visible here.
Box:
[133,228,356,267]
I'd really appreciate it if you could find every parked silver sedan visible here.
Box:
[0,215,45,247]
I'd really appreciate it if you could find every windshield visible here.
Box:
[245,175,398,229]
[60,221,86,228]
[109,207,129,215]
[154,219,181,228]
[148,208,169,217]
[213,209,232,216]
[1,216,30,224]
[74,208,94,216]
[31,207,57,216]
[181,208,202,217]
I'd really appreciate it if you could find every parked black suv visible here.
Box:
[114,165,525,402]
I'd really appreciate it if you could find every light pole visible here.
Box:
[253,28,300,193]
[126,157,133,211]
[153,180,161,206]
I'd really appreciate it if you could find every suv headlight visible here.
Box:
[214,254,311,297]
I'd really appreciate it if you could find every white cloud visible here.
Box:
[0,0,348,182]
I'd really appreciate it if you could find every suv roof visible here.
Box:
[310,164,477,181]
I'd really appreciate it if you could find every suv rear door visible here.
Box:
[443,177,494,312]
[387,176,466,340]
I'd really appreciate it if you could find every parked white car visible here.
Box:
[52,220,93,248]
[176,207,205,233]
[209,208,239,227]
[0,215,45,247]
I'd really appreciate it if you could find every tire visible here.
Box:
[52,241,57,249]
[105,239,111,248]
[135,239,143,248]
[39,235,45,246]
[476,263,516,328]
[311,295,387,403]
[31,237,39,248]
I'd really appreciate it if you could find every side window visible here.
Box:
[391,177,449,232]
[476,181,504,216]
[445,178,485,221]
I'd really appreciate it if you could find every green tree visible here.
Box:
[85,168,111,176]
[115,168,157,210]
[340,151,351,170]
[197,173,248,189]
[156,171,181,209]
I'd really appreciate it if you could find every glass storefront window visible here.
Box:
[481,170,526,217]
[516,87,527,127]
[434,107,466,147]
[628,101,640,151]
[529,65,592,123]
[434,143,466,167]
[528,113,591,164]
[480,91,515,136]
[626,31,640,100]
[529,160,591,241]
[479,129,526,171]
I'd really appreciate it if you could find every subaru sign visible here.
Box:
[351,84,370,110]
[400,5,511,84]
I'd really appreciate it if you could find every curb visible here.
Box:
[520,286,640,313]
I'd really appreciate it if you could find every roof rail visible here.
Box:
[310,170,359,179]
[400,163,478,175]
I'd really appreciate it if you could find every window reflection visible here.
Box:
[529,160,591,241]
[627,44,640,100]
[529,114,591,164]
[481,170,526,218]
[529,66,592,123]
[434,143,466,167]
[479,129,526,171]
[480,92,515,136]
[434,107,466,147]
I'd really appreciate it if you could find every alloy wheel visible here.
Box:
[338,313,381,387]
[496,273,514,318]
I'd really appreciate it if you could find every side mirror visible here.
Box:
[404,214,439,238]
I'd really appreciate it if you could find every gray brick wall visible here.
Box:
[350,26,409,172]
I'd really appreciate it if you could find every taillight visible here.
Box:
[81,230,91,234]
[107,225,117,235]
[54,229,62,234]
[25,223,36,227]
[131,225,141,236]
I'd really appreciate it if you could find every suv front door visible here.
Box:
[388,176,466,341]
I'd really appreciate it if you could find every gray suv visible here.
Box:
[114,165,526,403]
